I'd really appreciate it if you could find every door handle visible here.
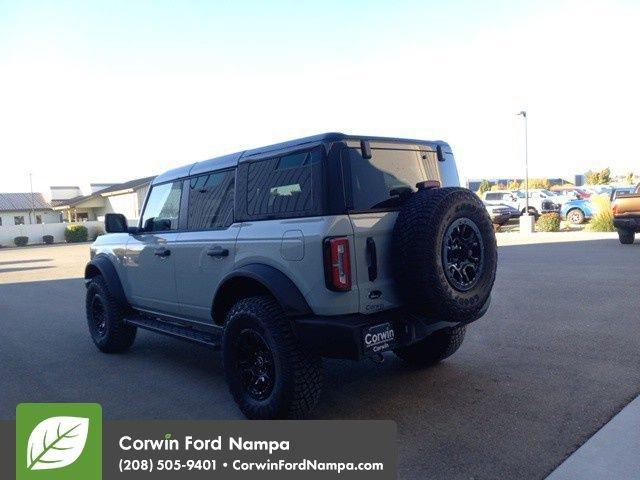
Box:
[154,247,171,257]
[206,246,229,258]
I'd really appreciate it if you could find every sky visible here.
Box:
[1,0,639,195]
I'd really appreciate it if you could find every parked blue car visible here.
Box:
[561,199,594,224]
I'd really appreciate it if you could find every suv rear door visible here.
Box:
[341,143,445,314]
[172,169,239,321]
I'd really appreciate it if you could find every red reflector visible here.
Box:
[324,237,352,291]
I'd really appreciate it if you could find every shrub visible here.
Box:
[536,212,561,232]
[64,224,89,243]
[42,235,54,244]
[14,236,29,247]
[92,226,105,240]
[588,194,615,232]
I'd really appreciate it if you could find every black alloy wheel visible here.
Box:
[235,329,276,401]
[442,217,484,292]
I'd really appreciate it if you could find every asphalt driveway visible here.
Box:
[1,235,639,479]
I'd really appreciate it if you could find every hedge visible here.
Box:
[536,212,561,232]
[64,224,89,243]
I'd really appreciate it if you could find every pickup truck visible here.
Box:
[612,184,640,244]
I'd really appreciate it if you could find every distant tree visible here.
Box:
[585,170,599,185]
[490,182,507,191]
[477,179,491,195]
[507,179,522,190]
[527,178,551,189]
[626,172,634,185]
[586,168,611,185]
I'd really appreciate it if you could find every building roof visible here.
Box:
[95,176,155,196]
[52,176,155,209]
[153,132,450,185]
[0,193,52,212]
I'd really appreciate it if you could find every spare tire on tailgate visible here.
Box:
[392,186,497,321]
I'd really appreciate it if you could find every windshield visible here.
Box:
[345,147,439,210]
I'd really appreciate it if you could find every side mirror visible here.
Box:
[105,213,128,233]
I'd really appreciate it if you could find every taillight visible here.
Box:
[323,237,352,291]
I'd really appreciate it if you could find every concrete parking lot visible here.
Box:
[1,234,639,479]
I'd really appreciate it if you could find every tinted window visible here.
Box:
[141,181,182,231]
[346,148,438,210]
[485,193,500,200]
[246,148,321,217]
[187,170,235,230]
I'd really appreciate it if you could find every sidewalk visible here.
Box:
[547,395,640,479]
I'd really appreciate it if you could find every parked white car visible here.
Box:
[481,190,558,219]
[526,189,576,206]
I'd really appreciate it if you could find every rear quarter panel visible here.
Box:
[235,215,359,316]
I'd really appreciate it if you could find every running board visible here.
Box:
[124,315,222,349]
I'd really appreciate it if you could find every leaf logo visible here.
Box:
[26,416,90,470]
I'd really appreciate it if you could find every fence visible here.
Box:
[0,221,104,247]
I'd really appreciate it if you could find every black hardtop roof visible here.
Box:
[153,132,450,185]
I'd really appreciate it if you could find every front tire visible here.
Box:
[567,208,585,225]
[394,326,466,367]
[618,229,635,244]
[222,295,323,419]
[86,276,136,353]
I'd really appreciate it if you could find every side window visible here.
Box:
[485,193,498,201]
[246,148,322,217]
[14,216,25,225]
[141,181,183,232]
[187,170,235,230]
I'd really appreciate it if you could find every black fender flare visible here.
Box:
[84,255,128,307]
[213,264,312,321]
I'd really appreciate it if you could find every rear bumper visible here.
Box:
[614,216,640,232]
[292,297,491,361]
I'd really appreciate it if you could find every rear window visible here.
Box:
[246,148,323,218]
[345,148,439,211]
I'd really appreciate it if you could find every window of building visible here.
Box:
[0,217,3,226]
[35,214,42,224]
[141,181,183,231]
[246,148,321,218]
[14,216,25,225]
[187,170,235,230]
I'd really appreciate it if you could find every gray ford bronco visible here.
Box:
[85,133,497,419]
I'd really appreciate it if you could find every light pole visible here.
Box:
[29,172,35,224]
[517,110,529,215]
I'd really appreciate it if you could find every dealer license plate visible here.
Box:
[363,322,396,353]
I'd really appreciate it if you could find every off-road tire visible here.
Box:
[618,229,635,245]
[567,208,585,225]
[394,326,466,366]
[222,295,323,419]
[393,187,497,321]
[86,276,136,353]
